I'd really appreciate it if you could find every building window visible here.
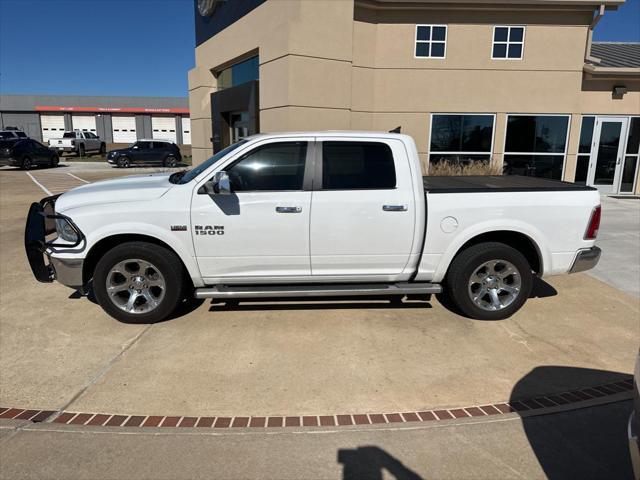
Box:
[492,26,525,60]
[621,117,640,193]
[216,55,259,90]
[575,116,595,184]
[503,115,570,180]
[415,25,447,59]
[429,114,495,166]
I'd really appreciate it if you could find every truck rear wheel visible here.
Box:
[444,242,533,320]
[93,242,185,323]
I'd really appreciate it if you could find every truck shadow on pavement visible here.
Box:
[511,365,633,480]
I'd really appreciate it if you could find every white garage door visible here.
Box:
[152,116,177,143]
[40,114,66,143]
[112,116,137,144]
[181,117,191,145]
[72,115,97,133]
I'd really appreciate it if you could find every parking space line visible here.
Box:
[66,172,89,183]
[25,172,52,196]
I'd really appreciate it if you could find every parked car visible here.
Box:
[25,131,602,324]
[0,129,28,139]
[48,130,105,157]
[1,138,59,169]
[106,139,181,168]
[629,351,640,480]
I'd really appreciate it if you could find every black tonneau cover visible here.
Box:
[423,175,596,194]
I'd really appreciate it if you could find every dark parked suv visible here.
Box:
[107,139,182,168]
[0,139,59,169]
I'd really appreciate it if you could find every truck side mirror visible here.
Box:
[200,171,231,195]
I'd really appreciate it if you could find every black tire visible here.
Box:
[20,156,33,170]
[99,143,106,154]
[117,156,131,168]
[77,144,85,157]
[164,155,177,168]
[93,242,185,324]
[50,154,59,168]
[444,242,533,321]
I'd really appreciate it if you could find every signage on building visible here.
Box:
[35,106,189,114]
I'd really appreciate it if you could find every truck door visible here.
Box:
[309,139,416,276]
[191,138,313,279]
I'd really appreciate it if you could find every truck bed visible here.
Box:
[423,175,596,194]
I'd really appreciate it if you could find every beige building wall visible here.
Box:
[190,0,639,191]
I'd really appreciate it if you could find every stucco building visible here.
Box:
[189,0,640,195]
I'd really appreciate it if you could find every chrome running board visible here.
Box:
[194,282,441,299]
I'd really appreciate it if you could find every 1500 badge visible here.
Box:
[195,225,225,235]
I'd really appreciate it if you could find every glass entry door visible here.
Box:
[587,117,628,194]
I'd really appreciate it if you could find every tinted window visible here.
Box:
[227,142,307,191]
[579,117,595,154]
[135,141,152,149]
[63,132,77,138]
[152,142,169,149]
[627,117,640,155]
[430,115,494,152]
[322,142,396,190]
[505,116,568,153]
[16,132,27,138]
[0,132,13,139]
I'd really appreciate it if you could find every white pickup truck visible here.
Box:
[48,130,106,157]
[25,131,602,323]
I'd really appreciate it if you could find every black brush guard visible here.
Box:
[24,195,84,283]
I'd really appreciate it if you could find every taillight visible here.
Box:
[584,205,601,240]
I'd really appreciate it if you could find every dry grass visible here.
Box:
[427,160,503,176]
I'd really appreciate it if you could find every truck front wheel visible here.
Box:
[93,242,185,323]
[444,242,533,321]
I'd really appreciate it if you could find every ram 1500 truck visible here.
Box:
[25,132,602,323]
[48,131,105,157]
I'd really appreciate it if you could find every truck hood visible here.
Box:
[55,173,174,212]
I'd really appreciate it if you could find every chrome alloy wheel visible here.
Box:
[106,259,166,314]
[467,259,522,311]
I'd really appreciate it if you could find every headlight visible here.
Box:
[55,218,79,242]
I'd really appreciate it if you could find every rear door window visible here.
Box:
[321,141,396,189]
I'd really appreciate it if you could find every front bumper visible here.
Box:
[24,195,85,289]
[569,246,602,274]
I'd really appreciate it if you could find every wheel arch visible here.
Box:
[83,233,198,288]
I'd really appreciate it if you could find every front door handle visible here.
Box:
[383,205,408,212]
[276,206,302,213]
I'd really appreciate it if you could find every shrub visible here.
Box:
[427,160,502,176]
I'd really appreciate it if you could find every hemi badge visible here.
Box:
[171,225,187,231]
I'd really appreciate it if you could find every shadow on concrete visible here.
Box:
[208,296,433,312]
[511,366,634,480]
[529,276,558,299]
[337,446,423,480]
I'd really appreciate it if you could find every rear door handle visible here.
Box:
[383,205,408,212]
[276,206,302,213]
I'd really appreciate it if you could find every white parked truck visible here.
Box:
[25,131,602,323]
[48,130,105,156]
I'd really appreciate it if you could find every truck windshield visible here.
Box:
[62,132,76,138]
[171,140,248,184]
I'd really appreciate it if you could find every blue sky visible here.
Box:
[0,0,638,98]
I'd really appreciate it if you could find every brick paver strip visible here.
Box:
[353,414,370,425]
[302,416,318,427]
[249,417,265,428]
[69,413,93,425]
[15,410,40,421]
[369,414,386,424]
[196,417,215,428]
[285,416,301,427]
[31,411,55,423]
[232,417,249,428]
[267,417,283,427]
[142,416,163,427]
[123,416,145,427]
[2,378,631,430]
[161,417,181,427]
[105,415,128,427]
[402,412,420,422]
[319,416,335,426]
[179,417,197,428]
[336,415,353,426]
[418,411,437,421]
[214,417,232,428]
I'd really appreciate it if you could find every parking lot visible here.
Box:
[1,163,639,479]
